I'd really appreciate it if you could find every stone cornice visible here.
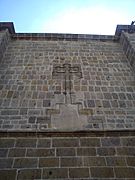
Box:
[0,130,135,137]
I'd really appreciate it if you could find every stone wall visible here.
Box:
[120,32,135,72]
[0,29,10,62]
[0,36,135,131]
[0,132,135,180]
[0,26,135,180]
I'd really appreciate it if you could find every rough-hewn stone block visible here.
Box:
[37,138,51,147]
[43,168,68,179]
[43,100,51,107]
[0,149,8,157]
[101,137,120,146]
[56,148,76,156]
[17,169,41,180]
[106,156,126,166]
[121,137,135,146]
[0,139,15,148]
[26,148,55,157]
[52,138,79,147]
[39,158,59,167]
[84,157,106,166]
[77,147,96,156]
[0,158,13,169]
[91,167,114,178]
[15,138,37,147]
[115,167,135,178]
[1,109,19,115]
[8,148,26,157]
[117,147,135,156]
[97,147,116,156]
[126,157,135,166]
[80,138,100,147]
[0,170,16,180]
[60,157,83,167]
[13,158,38,168]
[69,168,89,178]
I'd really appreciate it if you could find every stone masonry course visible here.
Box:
[0,134,135,179]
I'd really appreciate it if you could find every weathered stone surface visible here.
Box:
[43,168,68,179]
[84,157,106,166]
[26,148,55,157]
[77,147,96,156]
[8,148,26,157]
[39,158,59,167]
[0,135,134,179]
[13,158,38,168]
[126,157,135,166]
[69,168,89,178]
[114,167,135,178]
[0,31,135,131]
[16,138,37,147]
[61,157,83,167]
[0,149,8,157]
[37,138,51,147]
[0,170,16,180]
[97,147,116,156]
[121,137,135,146]
[0,139,15,148]
[17,169,41,180]
[0,158,13,169]
[43,100,50,107]
[56,148,76,156]
[91,167,114,178]
[52,138,79,147]
[80,138,100,147]
[117,147,135,156]
[51,104,88,130]
[106,157,126,166]
[0,25,135,180]
[101,137,120,146]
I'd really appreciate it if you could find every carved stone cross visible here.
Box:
[52,64,82,103]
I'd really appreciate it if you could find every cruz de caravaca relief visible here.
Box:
[46,63,100,130]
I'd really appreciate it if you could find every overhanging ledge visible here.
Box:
[0,129,135,137]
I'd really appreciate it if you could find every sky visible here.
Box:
[0,0,135,35]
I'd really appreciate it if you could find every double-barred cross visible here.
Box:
[52,64,82,96]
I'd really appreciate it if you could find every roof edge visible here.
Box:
[12,33,114,41]
[115,24,135,38]
[0,22,15,34]
[1,22,135,41]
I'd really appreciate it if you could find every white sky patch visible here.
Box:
[41,6,131,35]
